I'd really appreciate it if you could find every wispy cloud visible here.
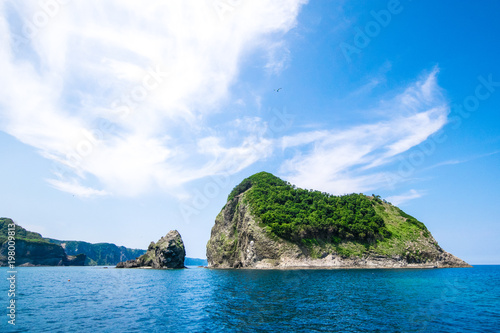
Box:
[0,2,451,200]
[386,189,425,206]
[279,69,449,194]
[426,150,500,171]
[0,0,307,197]
[46,178,109,198]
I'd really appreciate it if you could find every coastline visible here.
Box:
[207,252,472,270]
[206,264,473,270]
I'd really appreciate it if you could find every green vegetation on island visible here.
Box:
[0,217,48,244]
[229,172,412,243]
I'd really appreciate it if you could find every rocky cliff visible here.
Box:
[116,230,186,269]
[0,218,85,267]
[0,239,86,266]
[206,172,470,269]
[47,239,146,266]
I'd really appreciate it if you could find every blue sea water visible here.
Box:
[0,265,499,332]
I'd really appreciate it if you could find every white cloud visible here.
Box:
[46,178,109,198]
[264,41,291,74]
[0,2,451,200]
[279,69,449,195]
[386,189,425,206]
[0,0,307,197]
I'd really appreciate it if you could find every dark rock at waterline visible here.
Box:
[115,259,140,268]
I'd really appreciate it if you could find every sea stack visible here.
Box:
[116,230,186,269]
[206,172,471,269]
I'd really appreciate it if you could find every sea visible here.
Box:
[0,265,499,332]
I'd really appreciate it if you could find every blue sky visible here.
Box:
[0,0,499,263]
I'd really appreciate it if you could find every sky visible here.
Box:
[0,0,499,263]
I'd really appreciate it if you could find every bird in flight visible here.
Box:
[274,88,282,92]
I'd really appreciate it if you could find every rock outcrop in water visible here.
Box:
[206,172,471,269]
[116,230,186,269]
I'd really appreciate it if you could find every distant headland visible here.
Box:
[0,218,205,267]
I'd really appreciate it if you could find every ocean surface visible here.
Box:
[1,265,499,332]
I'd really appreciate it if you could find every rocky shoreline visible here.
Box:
[206,260,471,270]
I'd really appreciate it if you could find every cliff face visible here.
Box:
[206,195,300,268]
[206,173,470,269]
[0,239,86,267]
[0,218,85,267]
[47,239,146,266]
[116,230,186,269]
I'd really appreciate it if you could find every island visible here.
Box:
[206,172,471,269]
